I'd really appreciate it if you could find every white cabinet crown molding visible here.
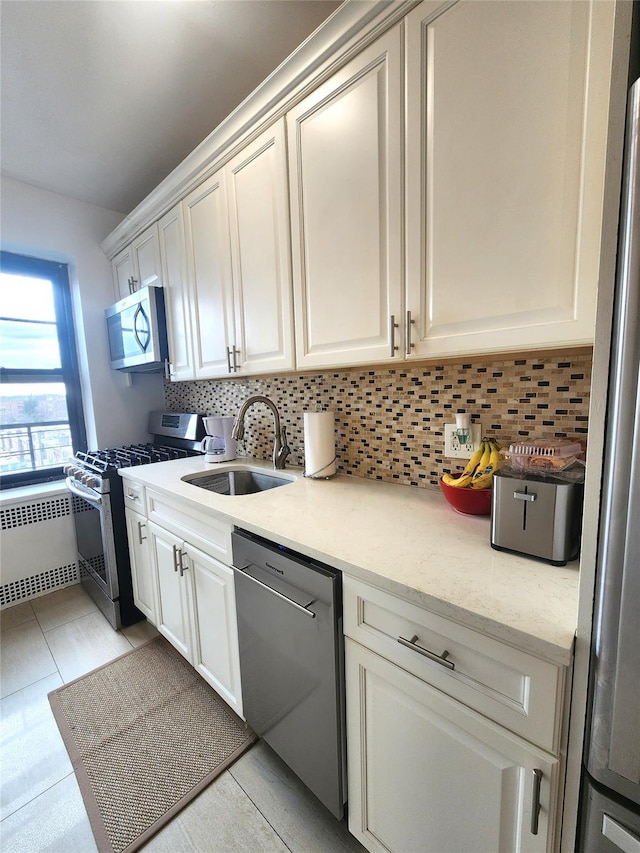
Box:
[101,0,421,260]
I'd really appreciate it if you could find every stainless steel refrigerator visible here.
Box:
[578,75,640,850]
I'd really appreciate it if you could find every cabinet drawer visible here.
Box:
[146,489,232,564]
[343,576,565,753]
[122,479,146,515]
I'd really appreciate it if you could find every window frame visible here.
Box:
[0,250,87,489]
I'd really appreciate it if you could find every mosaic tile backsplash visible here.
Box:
[164,351,592,490]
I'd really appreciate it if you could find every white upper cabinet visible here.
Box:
[227,119,295,375]
[182,171,236,379]
[112,222,162,301]
[287,25,403,369]
[157,203,195,382]
[405,0,614,358]
[106,0,622,370]
[176,120,294,380]
[111,245,135,302]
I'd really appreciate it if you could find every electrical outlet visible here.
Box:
[444,423,482,459]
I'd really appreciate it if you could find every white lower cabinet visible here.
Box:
[344,577,566,853]
[146,518,243,716]
[124,507,157,623]
[346,640,558,853]
[148,521,193,660]
[184,541,243,714]
[123,480,243,717]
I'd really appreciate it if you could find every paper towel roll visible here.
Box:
[304,411,336,478]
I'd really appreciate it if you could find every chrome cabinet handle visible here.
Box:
[389,315,399,357]
[137,521,146,544]
[235,566,316,618]
[405,310,415,355]
[172,544,180,573]
[164,358,171,380]
[226,346,233,373]
[514,491,537,502]
[397,635,455,670]
[530,769,543,835]
[179,551,188,577]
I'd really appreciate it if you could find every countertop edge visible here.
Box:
[120,461,577,669]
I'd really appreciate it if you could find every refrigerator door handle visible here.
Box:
[602,814,640,853]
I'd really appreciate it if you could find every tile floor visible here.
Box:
[0,584,363,853]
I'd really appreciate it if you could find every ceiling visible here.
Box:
[0,0,342,215]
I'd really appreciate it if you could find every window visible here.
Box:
[0,251,86,488]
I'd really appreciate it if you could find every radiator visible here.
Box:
[0,489,79,608]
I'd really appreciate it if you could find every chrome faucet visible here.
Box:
[232,395,290,470]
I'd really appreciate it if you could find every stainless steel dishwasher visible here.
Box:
[231,529,346,819]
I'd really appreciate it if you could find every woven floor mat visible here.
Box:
[49,635,256,853]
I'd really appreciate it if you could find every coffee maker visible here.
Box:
[200,415,236,463]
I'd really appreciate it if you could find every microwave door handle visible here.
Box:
[133,304,151,352]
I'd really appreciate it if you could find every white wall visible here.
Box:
[0,176,165,448]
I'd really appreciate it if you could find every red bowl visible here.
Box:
[439,475,492,516]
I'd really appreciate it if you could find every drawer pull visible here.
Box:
[137,521,146,544]
[398,635,455,670]
[530,768,543,835]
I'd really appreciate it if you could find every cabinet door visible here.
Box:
[406,0,611,358]
[346,640,558,853]
[124,508,157,624]
[287,26,403,369]
[131,223,162,290]
[158,203,195,381]
[227,119,295,375]
[148,522,193,661]
[112,245,135,301]
[185,543,243,716]
[183,171,235,378]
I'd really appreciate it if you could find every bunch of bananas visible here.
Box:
[442,439,501,490]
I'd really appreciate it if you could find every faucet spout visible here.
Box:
[232,395,290,470]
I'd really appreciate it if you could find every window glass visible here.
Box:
[0,319,61,369]
[1,274,57,321]
[1,273,61,369]
[0,253,86,488]
[0,383,72,474]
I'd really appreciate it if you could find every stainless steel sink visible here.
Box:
[182,469,294,496]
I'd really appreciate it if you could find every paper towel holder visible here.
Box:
[304,457,337,479]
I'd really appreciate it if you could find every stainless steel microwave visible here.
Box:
[105,285,169,372]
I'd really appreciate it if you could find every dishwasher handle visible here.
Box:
[235,565,316,619]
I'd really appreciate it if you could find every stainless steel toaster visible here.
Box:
[490,469,584,566]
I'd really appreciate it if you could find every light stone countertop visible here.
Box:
[120,457,579,667]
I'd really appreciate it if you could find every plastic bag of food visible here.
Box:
[503,439,584,473]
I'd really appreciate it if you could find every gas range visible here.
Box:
[64,412,207,494]
[64,443,196,493]
[64,412,206,629]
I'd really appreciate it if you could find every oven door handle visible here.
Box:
[234,565,316,619]
[65,476,102,506]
